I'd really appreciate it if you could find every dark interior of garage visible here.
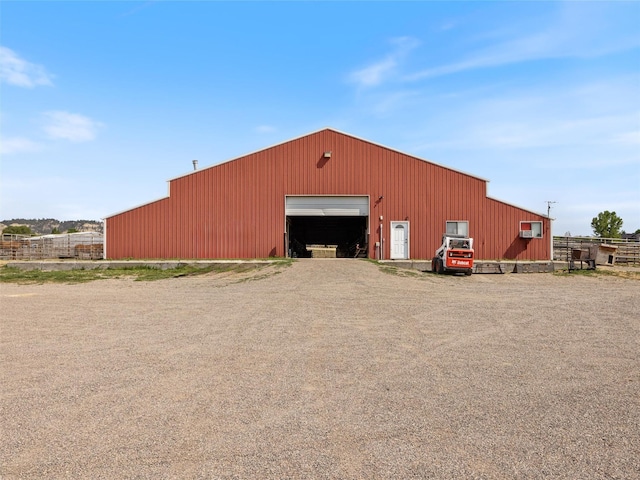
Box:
[287,216,368,258]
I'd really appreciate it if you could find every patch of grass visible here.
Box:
[273,258,295,268]
[124,265,220,281]
[0,267,113,284]
[378,265,400,276]
[373,262,423,278]
[553,268,640,280]
[232,269,284,284]
[0,265,213,284]
[0,262,293,284]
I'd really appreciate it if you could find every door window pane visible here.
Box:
[446,221,468,236]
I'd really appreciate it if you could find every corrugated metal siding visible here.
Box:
[106,129,550,260]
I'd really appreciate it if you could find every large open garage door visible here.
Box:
[285,196,369,258]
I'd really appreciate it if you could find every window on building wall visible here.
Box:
[446,221,469,236]
[520,221,543,238]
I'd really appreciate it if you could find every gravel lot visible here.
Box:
[1,260,639,479]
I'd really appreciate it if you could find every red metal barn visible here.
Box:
[104,128,551,261]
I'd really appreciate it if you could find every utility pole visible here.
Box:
[546,201,557,263]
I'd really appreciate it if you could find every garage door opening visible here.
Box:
[287,216,368,258]
[285,196,370,258]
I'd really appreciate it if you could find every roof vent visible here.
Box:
[192,159,198,171]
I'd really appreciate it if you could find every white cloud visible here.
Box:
[406,31,573,82]
[0,46,54,88]
[349,57,397,88]
[611,130,640,146]
[465,114,638,151]
[405,74,640,157]
[405,4,640,82]
[0,175,75,219]
[348,36,420,88]
[0,137,42,155]
[42,111,103,142]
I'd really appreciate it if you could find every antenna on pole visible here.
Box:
[546,201,557,217]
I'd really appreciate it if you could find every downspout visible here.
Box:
[546,201,556,263]
[549,217,553,262]
[103,218,107,260]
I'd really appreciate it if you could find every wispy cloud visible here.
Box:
[405,33,598,82]
[119,1,158,18]
[42,111,103,142]
[0,46,54,88]
[0,137,42,155]
[348,37,420,88]
[466,113,639,151]
[401,73,640,175]
[413,109,640,159]
[405,4,640,82]
[255,125,276,134]
[610,130,640,146]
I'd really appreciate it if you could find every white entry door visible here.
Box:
[390,221,409,259]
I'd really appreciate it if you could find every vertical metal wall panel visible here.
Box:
[105,129,550,260]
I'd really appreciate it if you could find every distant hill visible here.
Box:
[0,218,103,235]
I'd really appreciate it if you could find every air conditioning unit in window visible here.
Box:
[520,230,533,238]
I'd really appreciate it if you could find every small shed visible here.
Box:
[596,244,618,266]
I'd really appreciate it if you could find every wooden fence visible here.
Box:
[3,232,637,265]
[0,234,104,260]
[554,236,640,265]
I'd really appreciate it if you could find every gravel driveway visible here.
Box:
[1,260,639,479]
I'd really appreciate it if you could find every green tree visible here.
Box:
[67,228,79,233]
[591,211,623,238]
[51,227,60,234]
[2,225,33,235]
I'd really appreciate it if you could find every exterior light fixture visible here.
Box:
[323,151,332,158]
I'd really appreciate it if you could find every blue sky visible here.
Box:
[1,1,639,236]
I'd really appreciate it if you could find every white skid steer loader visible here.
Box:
[432,234,474,275]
